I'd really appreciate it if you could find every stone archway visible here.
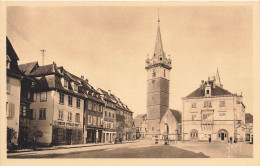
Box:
[218,129,228,141]
[190,129,198,140]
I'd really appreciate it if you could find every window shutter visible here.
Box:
[11,103,15,118]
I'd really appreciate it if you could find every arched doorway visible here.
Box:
[218,129,228,141]
[190,129,198,140]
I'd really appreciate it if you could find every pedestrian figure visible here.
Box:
[230,137,232,144]
[208,135,211,143]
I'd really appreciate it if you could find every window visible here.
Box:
[29,109,36,120]
[152,69,156,77]
[64,79,68,88]
[68,96,73,106]
[105,111,107,117]
[99,105,102,112]
[191,114,196,121]
[58,110,63,120]
[6,79,11,94]
[109,112,111,117]
[93,103,96,111]
[32,93,37,102]
[219,101,225,107]
[97,117,101,126]
[206,90,209,94]
[76,98,80,108]
[93,116,97,125]
[88,115,92,125]
[112,113,114,119]
[39,108,46,120]
[67,112,72,121]
[6,60,10,69]
[204,101,212,107]
[40,92,47,102]
[219,113,226,120]
[191,103,196,108]
[20,105,27,117]
[88,101,92,110]
[6,102,15,118]
[59,93,64,104]
[74,84,78,92]
[75,113,80,123]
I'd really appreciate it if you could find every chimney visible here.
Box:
[108,90,111,95]
[201,80,205,90]
[81,75,84,80]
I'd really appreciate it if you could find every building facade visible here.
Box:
[6,37,23,146]
[182,73,246,142]
[82,81,104,144]
[145,18,172,138]
[159,109,182,141]
[134,114,147,139]
[20,62,85,146]
[245,113,253,142]
[97,89,117,143]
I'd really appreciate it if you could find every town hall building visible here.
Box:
[182,70,246,142]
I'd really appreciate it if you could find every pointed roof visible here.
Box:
[216,67,222,86]
[245,113,253,123]
[19,61,39,75]
[154,23,164,57]
[6,36,19,61]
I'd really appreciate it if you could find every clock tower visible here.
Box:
[145,17,172,138]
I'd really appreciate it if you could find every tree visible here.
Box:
[31,127,43,150]
[7,127,17,143]
[7,127,17,151]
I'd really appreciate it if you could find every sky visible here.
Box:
[7,6,253,117]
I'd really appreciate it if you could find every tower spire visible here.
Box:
[154,9,164,58]
[216,67,223,87]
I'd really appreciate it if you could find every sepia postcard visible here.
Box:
[0,1,260,166]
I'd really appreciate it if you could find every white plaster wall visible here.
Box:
[6,76,21,145]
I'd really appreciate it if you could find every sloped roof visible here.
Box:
[133,114,145,127]
[245,113,253,123]
[30,63,60,76]
[98,88,116,103]
[186,85,233,98]
[169,109,182,123]
[19,61,38,75]
[6,36,19,61]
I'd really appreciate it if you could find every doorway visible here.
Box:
[218,129,228,141]
[66,129,72,145]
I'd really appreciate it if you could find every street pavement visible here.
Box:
[7,140,253,158]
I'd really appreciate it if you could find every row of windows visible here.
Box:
[58,110,81,123]
[191,101,226,108]
[63,79,79,92]
[104,111,115,119]
[103,121,115,129]
[88,101,103,112]
[59,93,81,108]
[87,115,102,126]
[191,112,226,120]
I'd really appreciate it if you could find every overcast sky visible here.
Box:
[7,6,253,117]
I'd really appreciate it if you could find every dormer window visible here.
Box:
[64,79,68,88]
[74,83,78,92]
[205,86,211,97]
[6,55,11,69]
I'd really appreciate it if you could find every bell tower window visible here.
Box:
[152,69,156,77]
